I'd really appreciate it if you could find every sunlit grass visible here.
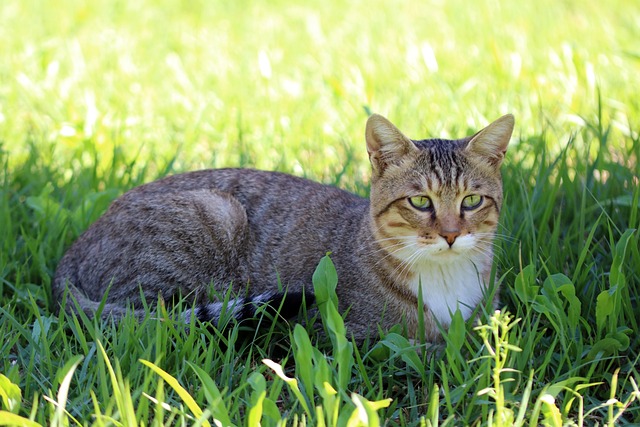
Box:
[1,0,639,425]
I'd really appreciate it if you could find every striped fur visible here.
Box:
[53,113,514,342]
[183,291,312,326]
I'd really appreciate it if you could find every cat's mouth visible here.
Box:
[434,246,461,256]
[429,239,476,258]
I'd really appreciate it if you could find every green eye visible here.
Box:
[462,194,483,210]
[408,196,432,210]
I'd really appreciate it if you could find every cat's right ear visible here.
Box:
[465,114,515,167]
[366,114,417,176]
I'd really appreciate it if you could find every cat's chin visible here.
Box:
[390,237,477,266]
[393,244,473,268]
[427,248,470,264]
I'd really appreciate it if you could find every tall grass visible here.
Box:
[1,0,639,425]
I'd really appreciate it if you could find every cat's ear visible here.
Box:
[366,114,417,175]
[466,114,514,166]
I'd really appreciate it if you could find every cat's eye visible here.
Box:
[462,194,483,210]
[408,196,432,211]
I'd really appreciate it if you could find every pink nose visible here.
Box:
[440,230,461,247]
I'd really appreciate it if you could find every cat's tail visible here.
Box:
[183,290,314,327]
[56,279,312,328]
[54,253,312,325]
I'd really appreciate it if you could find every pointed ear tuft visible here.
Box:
[466,114,514,166]
[365,114,417,175]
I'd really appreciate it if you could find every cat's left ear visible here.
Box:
[466,114,514,166]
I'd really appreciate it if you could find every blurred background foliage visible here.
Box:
[1,0,638,185]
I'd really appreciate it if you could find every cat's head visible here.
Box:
[365,113,514,270]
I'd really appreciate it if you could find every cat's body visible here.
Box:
[53,114,514,342]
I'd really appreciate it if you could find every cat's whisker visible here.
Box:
[474,232,518,243]
[375,242,423,269]
[389,248,415,276]
[355,231,415,256]
[496,221,514,234]
[470,241,498,254]
[472,236,509,254]
[394,246,426,279]
[370,246,409,267]
[393,257,414,280]
[460,255,488,271]
[367,240,416,254]
[364,240,415,260]
[467,246,498,263]
[374,236,416,243]
[473,239,503,251]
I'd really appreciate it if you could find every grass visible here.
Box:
[1,0,639,425]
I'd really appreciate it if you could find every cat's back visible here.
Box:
[130,168,369,281]
[54,168,367,305]
[125,168,366,215]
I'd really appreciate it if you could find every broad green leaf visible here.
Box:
[0,411,41,427]
[543,274,581,330]
[317,381,339,427]
[367,342,391,362]
[323,302,354,391]
[261,398,282,423]
[325,300,347,338]
[425,384,439,425]
[587,330,631,359]
[0,374,21,413]
[446,309,466,353]
[24,183,74,232]
[539,394,562,427]
[310,254,355,392]
[595,290,614,333]
[293,324,315,401]
[346,393,391,427]
[545,377,588,397]
[312,347,333,387]
[514,264,538,304]
[313,352,339,427]
[247,373,266,427]
[312,254,339,309]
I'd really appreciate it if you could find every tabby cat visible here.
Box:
[53,113,514,342]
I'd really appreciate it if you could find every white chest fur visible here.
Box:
[407,260,486,327]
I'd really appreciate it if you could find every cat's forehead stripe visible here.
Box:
[412,138,467,188]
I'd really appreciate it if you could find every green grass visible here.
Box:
[1,0,639,425]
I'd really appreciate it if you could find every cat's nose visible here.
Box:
[439,229,461,247]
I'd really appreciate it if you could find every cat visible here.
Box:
[53,113,514,342]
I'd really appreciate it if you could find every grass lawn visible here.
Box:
[1,0,639,425]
